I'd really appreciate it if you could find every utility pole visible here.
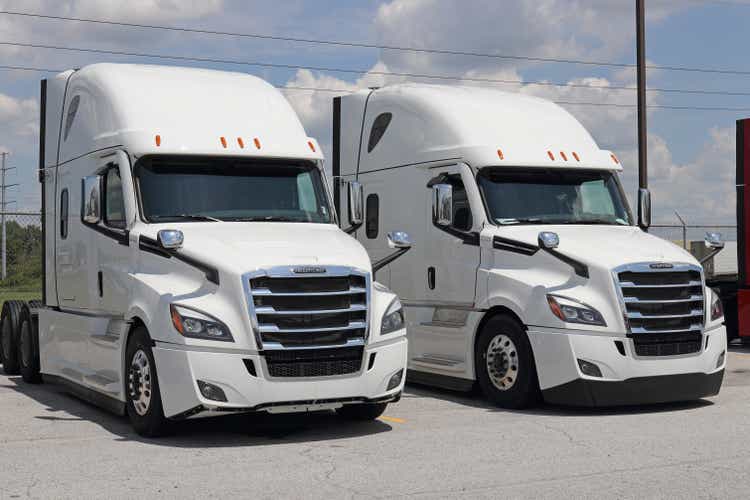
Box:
[636,0,648,230]
[0,152,18,281]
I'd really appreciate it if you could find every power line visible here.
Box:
[4,63,750,112]
[3,40,750,98]
[2,9,750,76]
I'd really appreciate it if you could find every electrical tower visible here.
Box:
[0,152,18,280]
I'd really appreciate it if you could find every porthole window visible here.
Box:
[367,113,392,153]
[366,193,379,239]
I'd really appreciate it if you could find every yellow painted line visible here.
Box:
[379,415,406,424]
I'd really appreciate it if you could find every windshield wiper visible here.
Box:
[230,215,303,222]
[151,214,223,222]
[496,218,543,225]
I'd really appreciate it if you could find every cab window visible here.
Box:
[104,167,126,229]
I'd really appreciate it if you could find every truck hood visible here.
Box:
[492,224,697,268]
[143,222,372,275]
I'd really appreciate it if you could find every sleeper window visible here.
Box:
[366,194,379,239]
[104,167,126,229]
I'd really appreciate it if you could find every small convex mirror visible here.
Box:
[538,231,560,250]
[432,183,453,227]
[81,175,102,224]
[348,181,364,226]
[157,229,184,250]
[705,232,724,249]
[387,231,413,249]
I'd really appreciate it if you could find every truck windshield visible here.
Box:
[477,168,632,226]
[135,157,332,223]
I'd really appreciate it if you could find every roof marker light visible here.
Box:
[155,134,161,147]
[497,149,504,160]
[611,153,620,165]
[308,141,316,152]
[254,138,261,149]
[572,152,580,161]
[560,151,568,161]
[237,137,245,148]
[547,151,555,161]
[220,137,227,148]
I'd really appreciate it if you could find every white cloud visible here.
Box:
[0,93,39,140]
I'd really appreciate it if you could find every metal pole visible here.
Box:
[1,152,6,280]
[636,0,648,228]
[675,211,687,249]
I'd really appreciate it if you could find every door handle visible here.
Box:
[98,271,103,298]
[428,267,436,290]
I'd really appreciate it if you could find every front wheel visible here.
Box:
[336,403,387,421]
[125,326,170,437]
[475,315,540,409]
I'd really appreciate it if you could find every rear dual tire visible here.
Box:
[1,300,26,375]
[18,303,42,384]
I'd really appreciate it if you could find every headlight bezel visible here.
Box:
[710,287,724,322]
[170,303,234,342]
[546,294,607,327]
[381,297,405,335]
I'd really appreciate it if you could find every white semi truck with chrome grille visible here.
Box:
[0,63,411,437]
[333,84,727,408]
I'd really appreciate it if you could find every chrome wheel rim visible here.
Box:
[486,334,518,391]
[128,350,152,416]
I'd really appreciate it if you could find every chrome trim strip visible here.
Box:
[623,295,703,304]
[626,309,704,320]
[619,281,702,288]
[630,326,703,334]
[251,287,367,297]
[261,338,365,351]
[255,304,366,315]
[258,321,367,334]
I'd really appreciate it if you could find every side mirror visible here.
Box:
[387,231,413,249]
[538,231,559,250]
[157,229,184,250]
[81,175,102,224]
[638,188,651,230]
[432,183,453,227]
[348,181,364,226]
[705,232,724,250]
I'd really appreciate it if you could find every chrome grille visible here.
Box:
[244,266,370,354]
[615,263,705,357]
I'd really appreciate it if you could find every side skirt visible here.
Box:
[42,374,126,416]
[407,369,475,392]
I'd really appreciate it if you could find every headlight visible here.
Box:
[381,297,405,334]
[710,288,724,322]
[170,304,233,342]
[547,294,606,327]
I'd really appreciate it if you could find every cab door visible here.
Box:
[85,151,136,396]
[408,163,482,370]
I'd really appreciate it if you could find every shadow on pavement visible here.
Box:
[0,374,393,447]
[403,381,714,417]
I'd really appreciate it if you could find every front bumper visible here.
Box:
[528,325,727,407]
[153,336,408,419]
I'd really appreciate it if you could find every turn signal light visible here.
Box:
[220,137,227,148]
[254,137,261,149]
[547,151,555,161]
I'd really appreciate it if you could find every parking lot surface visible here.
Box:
[2,347,750,499]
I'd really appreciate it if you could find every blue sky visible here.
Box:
[0,0,748,224]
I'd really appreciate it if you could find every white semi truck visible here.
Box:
[333,84,727,408]
[0,63,411,437]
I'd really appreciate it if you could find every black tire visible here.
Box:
[336,402,388,421]
[125,326,170,437]
[18,305,42,384]
[475,314,540,409]
[1,300,25,375]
